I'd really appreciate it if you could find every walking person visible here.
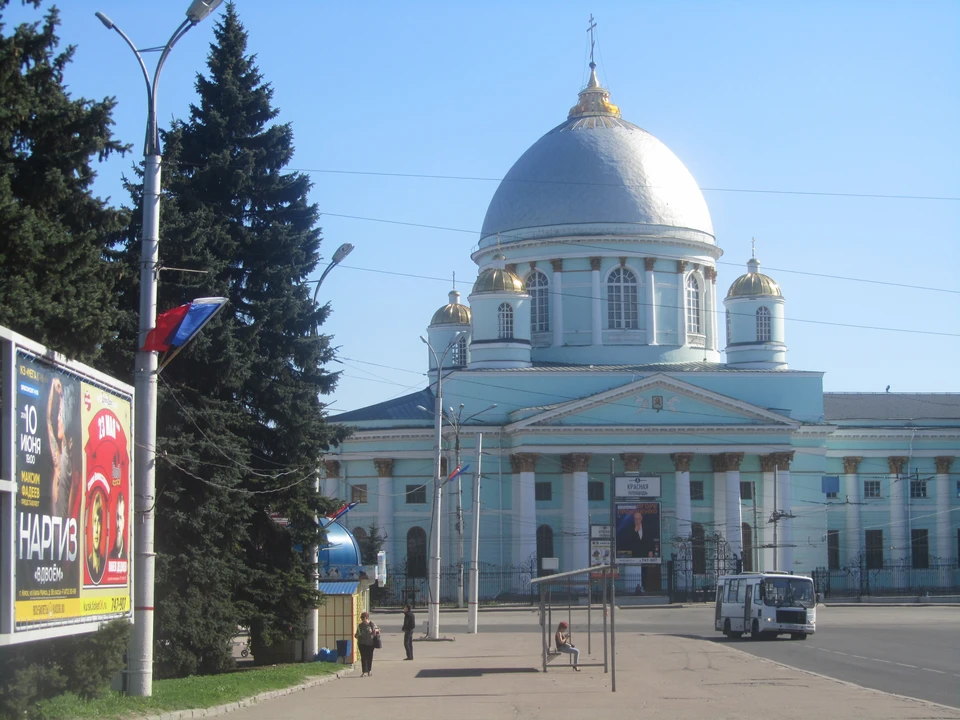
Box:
[402,604,416,660]
[355,611,380,677]
[555,621,580,671]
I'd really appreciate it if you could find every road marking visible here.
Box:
[895,663,917,668]
[851,655,867,659]
[833,651,848,656]
[871,658,892,664]
[921,668,946,675]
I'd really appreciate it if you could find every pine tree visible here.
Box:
[0,1,129,361]
[108,3,346,676]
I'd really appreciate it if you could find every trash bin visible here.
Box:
[335,639,352,662]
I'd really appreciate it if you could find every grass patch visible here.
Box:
[30,663,344,720]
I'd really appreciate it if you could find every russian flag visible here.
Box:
[141,297,227,353]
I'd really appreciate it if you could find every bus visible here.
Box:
[714,572,817,640]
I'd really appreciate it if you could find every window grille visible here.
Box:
[863,480,881,498]
[607,267,638,329]
[756,306,771,342]
[351,484,368,503]
[910,479,927,499]
[497,303,514,339]
[406,484,427,504]
[526,270,550,333]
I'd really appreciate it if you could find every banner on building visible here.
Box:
[589,524,618,579]
[614,501,662,565]
[12,347,133,632]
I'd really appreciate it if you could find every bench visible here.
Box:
[546,649,571,665]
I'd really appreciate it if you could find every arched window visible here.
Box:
[607,267,638,329]
[756,306,771,342]
[497,303,514,339]
[725,309,731,344]
[686,275,701,334]
[536,524,554,575]
[691,523,706,575]
[741,523,754,572]
[451,335,467,367]
[406,526,427,578]
[526,270,550,333]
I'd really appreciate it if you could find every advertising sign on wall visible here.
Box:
[13,349,133,631]
[614,501,662,565]
[589,524,618,579]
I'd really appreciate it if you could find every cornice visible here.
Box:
[827,428,960,441]
[472,232,722,264]
[507,423,798,436]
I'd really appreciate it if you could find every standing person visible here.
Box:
[555,621,580,671]
[401,604,416,660]
[354,611,380,677]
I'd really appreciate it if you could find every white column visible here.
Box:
[761,463,775,571]
[551,259,564,348]
[712,455,726,548]
[511,453,539,571]
[843,457,862,567]
[778,453,795,571]
[725,455,744,561]
[645,258,658,345]
[676,261,687,346]
[888,456,908,564]
[591,258,602,346]
[672,453,693,541]
[704,267,718,351]
[374,459,395,567]
[561,454,590,571]
[934,457,954,561]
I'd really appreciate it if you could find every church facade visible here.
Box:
[329,61,960,597]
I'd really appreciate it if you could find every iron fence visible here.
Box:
[374,560,539,608]
[811,556,960,600]
[669,534,731,603]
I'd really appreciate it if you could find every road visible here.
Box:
[429,604,960,709]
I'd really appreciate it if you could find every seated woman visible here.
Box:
[555,621,580,671]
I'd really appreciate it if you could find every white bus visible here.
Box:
[714,572,817,640]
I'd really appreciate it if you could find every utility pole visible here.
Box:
[467,433,483,633]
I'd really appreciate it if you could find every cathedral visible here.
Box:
[329,59,959,597]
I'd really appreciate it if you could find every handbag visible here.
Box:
[373,633,382,649]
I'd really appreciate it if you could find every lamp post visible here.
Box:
[312,243,354,307]
[419,332,463,639]
[305,242,354,660]
[96,0,223,697]
[442,403,497,608]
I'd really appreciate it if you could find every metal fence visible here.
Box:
[669,534,732,603]
[811,557,960,600]
[374,561,539,608]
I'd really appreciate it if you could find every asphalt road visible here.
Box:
[424,604,960,709]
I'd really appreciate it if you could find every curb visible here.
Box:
[142,666,354,720]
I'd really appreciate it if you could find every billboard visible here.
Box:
[589,524,618,579]
[10,344,133,635]
[614,501,662,565]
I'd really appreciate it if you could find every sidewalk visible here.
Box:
[161,611,960,720]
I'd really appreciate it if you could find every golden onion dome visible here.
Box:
[431,290,471,325]
[472,254,525,294]
[726,258,782,299]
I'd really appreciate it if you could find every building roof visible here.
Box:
[479,65,713,245]
[726,258,782,299]
[332,388,434,423]
[319,581,359,596]
[431,289,471,325]
[823,393,960,421]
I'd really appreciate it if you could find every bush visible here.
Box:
[0,620,130,719]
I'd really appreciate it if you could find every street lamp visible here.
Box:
[312,243,354,307]
[96,0,223,697]
[442,403,497,608]
[419,332,463,639]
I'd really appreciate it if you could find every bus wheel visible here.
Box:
[750,620,760,639]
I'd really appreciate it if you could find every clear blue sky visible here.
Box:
[8,1,959,414]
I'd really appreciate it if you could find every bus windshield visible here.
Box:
[763,578,815,608]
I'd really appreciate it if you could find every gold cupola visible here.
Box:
[431,290,471,325]
[567,62,621,119]
[472,253,524,294]
[726,257,783,299]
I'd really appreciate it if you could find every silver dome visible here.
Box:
[480,116,714,245]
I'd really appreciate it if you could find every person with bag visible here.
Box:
[555,621,580,671]
[401,604,416,660]
[354,611,381,676]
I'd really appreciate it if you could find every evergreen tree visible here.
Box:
[109,3,346,676]
[0,1,128,361]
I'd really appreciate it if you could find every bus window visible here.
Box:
[754,583,761,603]
[764,577,815,608]
[737,581,746,604]
[727,579,738,603]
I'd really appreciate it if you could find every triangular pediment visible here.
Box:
[505,374,799,431]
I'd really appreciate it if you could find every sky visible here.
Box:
[6,1,959,415]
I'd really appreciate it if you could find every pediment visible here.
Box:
[505,374,798,431]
